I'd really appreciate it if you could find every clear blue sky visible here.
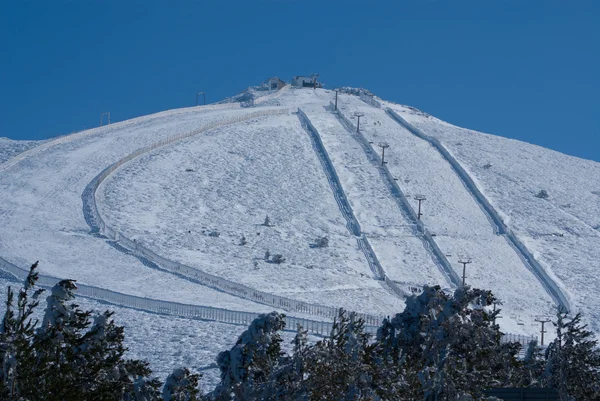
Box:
[1,1,598,161]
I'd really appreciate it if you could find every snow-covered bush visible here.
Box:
[270,254,286,264]
[262,215,271,227]
[311,236,329,248]
[535,189,549,199]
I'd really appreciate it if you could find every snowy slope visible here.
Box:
[387,102,600,334]
[0,277,316,392]
[0,106,276,312]
[0,137,42,164]
[98,113,403,316]
[300,105,447,289]
[1,84,599,359]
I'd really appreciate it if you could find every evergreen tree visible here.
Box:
[213,312,285,400]
[376,285,522,400]
[162,367,201,401]
[0,262,162,401]
[543,308,600,400]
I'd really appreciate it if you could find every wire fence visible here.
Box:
[81,107,385,327]
[0,255,376,336]
[0,101,540,346]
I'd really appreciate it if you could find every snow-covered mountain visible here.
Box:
[1,84,598,383]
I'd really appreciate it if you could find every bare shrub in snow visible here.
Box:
[311,236,329,248]
[535,189,549,199]
[270,254,286,264]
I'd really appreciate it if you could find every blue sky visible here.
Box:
[1,1,599,161]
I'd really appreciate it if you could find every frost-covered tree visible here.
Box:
[296,309,387,400]
[542,308,600,401]
[376,285,521,400]
[263,215,271,227]
[270,254,285,264]
[213,312,286,400]
[162,367,201,401]
[0,262,162,401]
[312,236,329,248]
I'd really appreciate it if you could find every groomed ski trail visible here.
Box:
[82,109,384,325]
[332,103,461,289]
[385,108,570,312]
[297,108,410,299]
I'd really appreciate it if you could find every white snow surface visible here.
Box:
[0,137,43,164]
[0,277,314,393]
[1,85,598,353]
[387,101,600,334]
[98,112,403,317]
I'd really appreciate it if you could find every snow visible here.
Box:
[2,84,599,361]
[98,113,403,317]
[0,107,275,313]
[301,105,447,288]
[388,102,600,334]
[334,95,556,336]
[0,137,43,164]
[0,276,320,393]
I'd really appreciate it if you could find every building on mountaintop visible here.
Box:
[292,75,323,88]
[266,77,286,91]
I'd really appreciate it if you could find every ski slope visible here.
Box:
[300,106,448,290]
[97,111,403,317]
[1,84,599,353]
[387,102,600,334]
[0,106,278,313]
[333,95,559,334]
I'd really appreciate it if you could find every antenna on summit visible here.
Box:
[310,73,319,90]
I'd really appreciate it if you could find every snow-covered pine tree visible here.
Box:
[297,309,385,400]
[376,285,521,400]
[213,312,285,401]
[162,367,201,401]
[543,308,600,401]
[0,262,162,401]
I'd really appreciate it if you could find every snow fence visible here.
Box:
[385,108,571,313]
[0,256,538,350]
[81,107,384,327]
[332,102,461,290]
[0,256,371,336]
[298,108,413,299]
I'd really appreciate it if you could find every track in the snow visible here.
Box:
[385,108,570,312]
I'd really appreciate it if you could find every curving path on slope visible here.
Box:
[84,108,385,326]
[0,106,284,314]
